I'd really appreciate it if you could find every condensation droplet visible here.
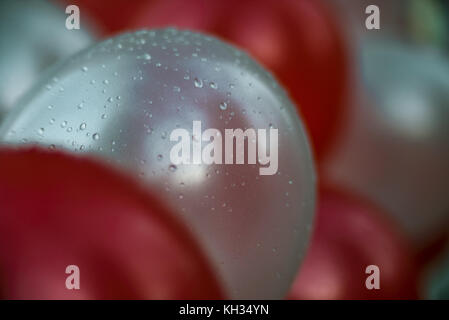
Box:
[194,78,203,88]
[219,102,228,110]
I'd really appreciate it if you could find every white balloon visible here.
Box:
[0,29,316,298]
[0,0,95,121]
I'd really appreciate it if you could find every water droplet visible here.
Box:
[81,66,88,72]
[169,164,177,172]
[93,133,100,141]
[37,128,44,135]
[61,121,67,128]
[210,82,218,89]
[194,78,203,88]
[157,154,163,161]
[219,102,228,110]
[79,123,87,130]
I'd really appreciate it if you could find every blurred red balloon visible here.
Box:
[127,0,348,160]
[0,148,222,299]
[56,0,150,35]
[289,187,419,299]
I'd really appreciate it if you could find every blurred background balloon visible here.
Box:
[426,246,449,299]
[288,187,419,300]
[0,148,222,299]
[324,40,449,248]
[324,1,449,250]
[57,0,150,35]
[0,0,96,122]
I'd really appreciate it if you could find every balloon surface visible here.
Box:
[288,188,419,300]
[0,148,222,299]
[0,0,95,121]
[0,29,316,299]
[324,39,449,245]
[128,0,348,160]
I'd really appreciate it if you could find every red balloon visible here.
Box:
[289,187,419,299]
[56,0,151,35]
[0,148,222,299]
[127,0,348,160]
